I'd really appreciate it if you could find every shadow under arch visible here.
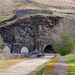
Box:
[44,45,56,53]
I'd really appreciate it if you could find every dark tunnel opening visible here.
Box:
[44,45,56,53]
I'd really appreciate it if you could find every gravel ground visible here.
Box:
[0,56,54,75]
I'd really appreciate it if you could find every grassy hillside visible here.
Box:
[0,0,75,24]
[0,0,75,16]
[29,0,75,8]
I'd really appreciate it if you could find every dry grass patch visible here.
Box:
[30,0,75,8]
[49,8,75,14]
[0,58,30,69]
[0,1,14,16]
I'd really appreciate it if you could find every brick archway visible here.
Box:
[44,45,56,53]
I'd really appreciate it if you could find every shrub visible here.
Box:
[0,35,5,49]
[53,35,75,55]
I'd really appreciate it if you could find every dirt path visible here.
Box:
[0,56,54,75]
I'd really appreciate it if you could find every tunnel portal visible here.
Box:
[44,45,56,53]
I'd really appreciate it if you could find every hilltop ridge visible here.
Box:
[0,0,75,22]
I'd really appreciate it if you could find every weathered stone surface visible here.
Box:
[13,9,53,17]
[0,15,74,53]
[0,53,26,60]
[12,43,23,53]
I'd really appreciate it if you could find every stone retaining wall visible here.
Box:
[0,53,26,60]
[45,53,59,56]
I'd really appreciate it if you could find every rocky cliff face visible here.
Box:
[0,15,74,53]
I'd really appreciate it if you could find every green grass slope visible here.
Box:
[65,54,75,75]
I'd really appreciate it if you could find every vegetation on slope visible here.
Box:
[0,15,15,22]
[53,34,75,56]
[11,0,75,10]
[0,0,75,16]
[29,0,75,8]
[0,0,75,25]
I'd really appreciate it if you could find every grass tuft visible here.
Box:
[65,54,75,75]
[0,15,15,22]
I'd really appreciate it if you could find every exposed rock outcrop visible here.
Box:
[0,15,74,53]
[13,9,53,17]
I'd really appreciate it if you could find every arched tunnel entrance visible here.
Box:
[44,45,56,53]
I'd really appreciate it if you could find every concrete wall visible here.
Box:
[0,53,26,60]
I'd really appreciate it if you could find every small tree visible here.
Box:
[53,35,74,56]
